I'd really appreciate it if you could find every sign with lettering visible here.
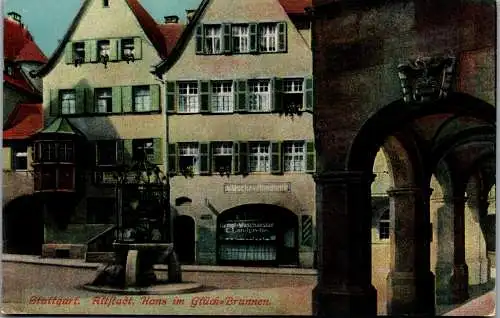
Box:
[219,220,276,241]
[223,183,291,193]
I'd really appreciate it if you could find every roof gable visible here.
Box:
[4,18,47,63]
[3,103,43,140]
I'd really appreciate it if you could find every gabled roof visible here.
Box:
[3,103,44,140]
[279,0,312,14]
[4,17,47,63]
[37,117,86,137]
[157,23,186,56]
[33,0,183,78]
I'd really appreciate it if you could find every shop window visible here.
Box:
[87,197,115,224]
[133,86,151,112]
[12,146,28,170]
[96,140,117,165]
[95,88,113,113]
[132,139,154,162]
[378,210,390,240]
[179,143,199,175]
[213,142,233,175]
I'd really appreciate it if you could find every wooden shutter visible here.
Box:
[272,77,283,112]
[123,139,134,163]
[75,88,85,114]
[249,23,258,53]
[116,140,124,164]
[232,142,239,174]
[49,89,60,116]
[199,80,211,113]
[305,141,316,173]
[199,142,211,175]
[112,86,122,113]
[239,142,248,174]
[64,43,74,64]
[150,84,160,112]
[167,143,178,175]
[153,138,163,165]
[109,39,119,61]
[195,25,204,54]
[304,77,314,112]
[122,86,133,113]
[85,87,94,114]
[222,23,232,54]
[84,40,93,63]
[235,79,248,112]
[134,38,142,59]
[166,81,177,113]
[277,22,287,52]
[270,141,282,174]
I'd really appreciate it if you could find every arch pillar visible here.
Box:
[386,187,435,316]
[449,195,470,303]
[312,171,377,317]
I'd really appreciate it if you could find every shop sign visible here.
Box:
[219,220,276,241]
[223,183,291,193]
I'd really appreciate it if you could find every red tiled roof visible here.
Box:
[3,103,44,140]
[157,23,185,56]
[4,18,47,63]
[279,0,312,14]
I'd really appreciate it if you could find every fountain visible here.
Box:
[83,154,202,294]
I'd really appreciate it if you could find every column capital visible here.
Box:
[314,171,376,184]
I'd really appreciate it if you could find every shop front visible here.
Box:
[216,204,298,266]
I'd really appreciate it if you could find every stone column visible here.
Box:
[449,196,469,303]
[313,171,377,317]
[386,187,435,316]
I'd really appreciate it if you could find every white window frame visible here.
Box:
[12,146,28,171]
[95,88,112,113]
[133,86,151,112]
[205,25,222,54]
[213,142,233,173]
[248,142,270,172]
[98,40,110,57]
[179,143,200,174]
[211,81,234,113]
[73,42,85,61]
[259,24,278,52]
[178,82,199,113]
[61,90,76,114]
[248,80,271,111]
[232,25,249,53]
[121,38,135,59]
[284,142,305,172]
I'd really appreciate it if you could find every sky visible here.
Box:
[4,0,203,57]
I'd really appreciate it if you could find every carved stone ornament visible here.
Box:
[398,54,456,103]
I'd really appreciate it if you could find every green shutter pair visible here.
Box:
[230,141,248,175]
[95,138,163,166]
[64,38,142,64]
[49,88,85,115]
[165,80,211,113]
[271,141,315,174]
[122,85,160,113]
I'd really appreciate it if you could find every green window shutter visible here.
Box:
[272,77,283,112]
[75,88,85,114]
[150,84,160,112]
[85,88,94,114]
[109,39,119,61]
[134,38,142,59]
[91,142,98,167]
[277,22,287,52]
[166,81,177,113]
[116,140,124,164]
[49,89,60,116]
[84,40,93,63]
[305,141,316,173]
[249,23,258,53]
[123,139,134,163]
[304,77,314,112]
[168,143,178,175]
[232,142,239,174]
[112,86,122,113]
[222,23,232,54]
[195,25,204,54]
[199,80,211,113]
[153,138,163,165]
[122,86,133,113]
[65,43,74,64]
[235,79,248,112]
[199,142,211,175]
[239,141,248,174]
[270,141,282,174]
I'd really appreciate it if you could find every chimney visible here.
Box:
[7,11,22,24]
[186,9,196,23]
[164,15,179,24]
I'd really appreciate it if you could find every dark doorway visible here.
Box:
[173,215,195,264]
[3,195,44,255]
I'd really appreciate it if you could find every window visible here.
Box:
[259,24,278,52]
[179,143,199,175]
[96,141,117,165]
[379,210,390,240]
[248,142,270,172]
[248,80,271,111]
[283,78,304,111]
[60,90,76,114]
[213,142,233,175]
[98,40,110,58]
[73,42,85,62]
[205,25,222,54]
[232,25,249,53]
[284,142,305,172]
[41,143,57,161]
[132,139,154,162]
[121,38,135,61]
[178,82,199,113]
[4,64,13,76]
[87,198,115,224]
[12,146,28,170]
[103,0,109,7]
[133,86,151,112]
[58,142,74,162]
[211,81,234,112]
[95,88,112,113]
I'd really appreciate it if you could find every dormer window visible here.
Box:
[103,0,109,7]
[121,38,135,62]
[73,42,85,65]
